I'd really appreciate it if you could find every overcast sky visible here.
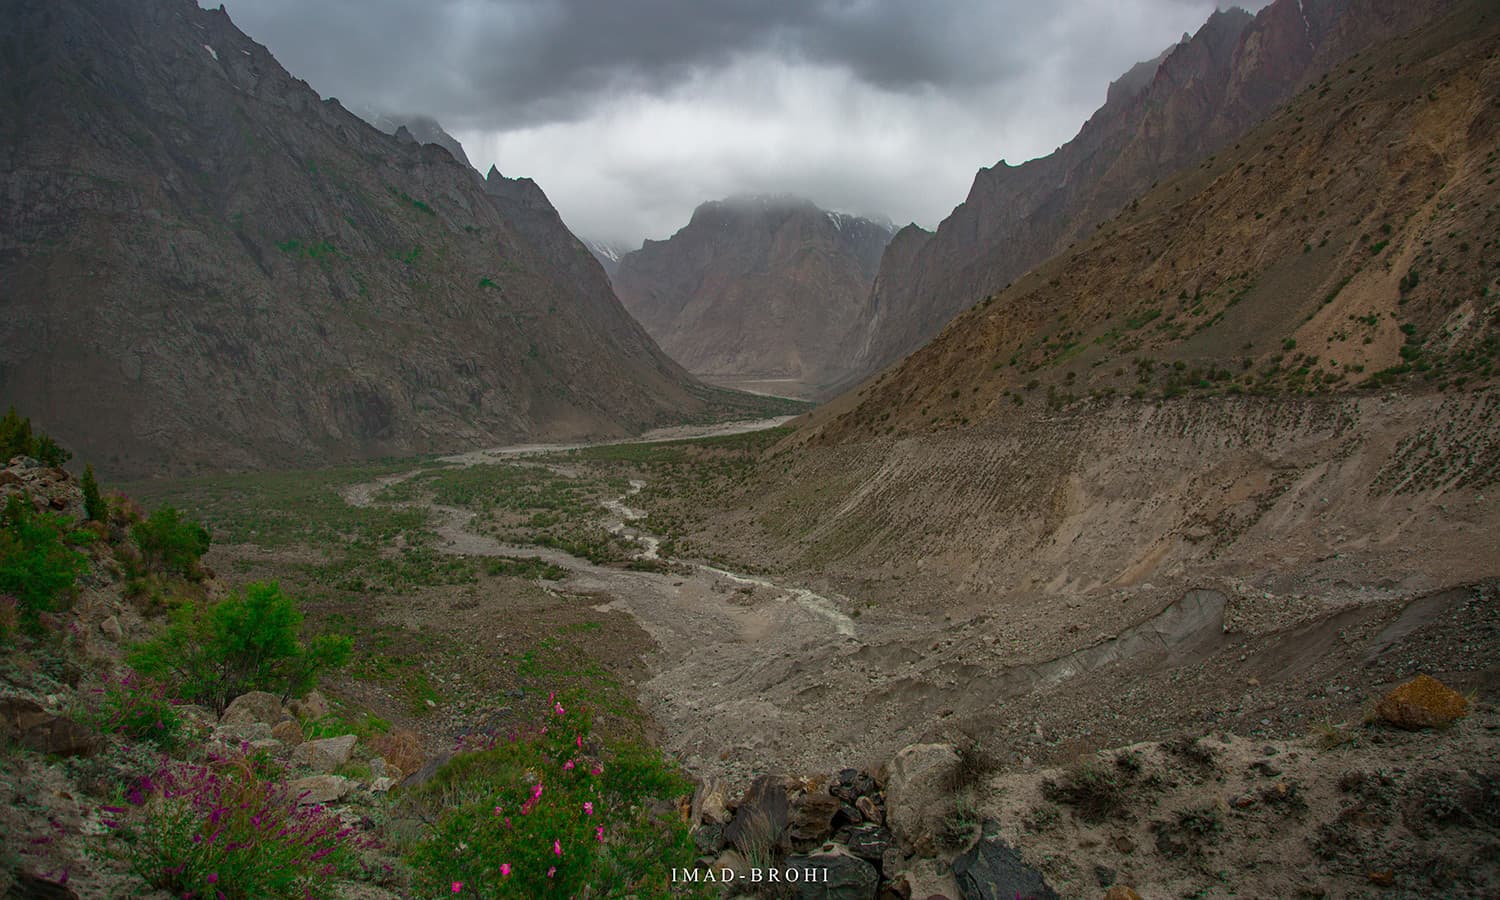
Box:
[218,0,1269,248]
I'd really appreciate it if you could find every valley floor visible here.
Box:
[115,391,1500,897]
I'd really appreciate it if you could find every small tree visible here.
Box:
[0,407,34,461]
[132,505,211,578]
[0,494,88,630]
[81,464,107,523]
[0,407,70,466]
[129,581,352,712]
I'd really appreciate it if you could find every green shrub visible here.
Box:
[406,696,705,897]
[0,494,89,630]
[132,505,211,578]
[112,753,372,899]
[84,672,184,751]
[129,581,352,713]
[81,463,107,523]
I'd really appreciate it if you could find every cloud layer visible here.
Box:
[221,0,1268,247]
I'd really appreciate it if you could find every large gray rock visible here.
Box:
[884,743,961,851]
[289,774,352,806]
[783,846,879,899]
[221,691,288,728]
[951,835,1059,900]
[292,734,358,773]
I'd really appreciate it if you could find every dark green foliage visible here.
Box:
[0,406,71,466]
[132,505,211,578]
[405,698,705,897]
[0,494,89,630]
[81,464,107,523]
[128,581,352,712]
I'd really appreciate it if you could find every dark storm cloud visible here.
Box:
[218,0,1270,246]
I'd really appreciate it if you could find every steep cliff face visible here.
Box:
[612,196,893,390]
[854,0,1458,377]
[0,0,732,477]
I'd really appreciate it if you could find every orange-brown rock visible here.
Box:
[1375,674,1470,730]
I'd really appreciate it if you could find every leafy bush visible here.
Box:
[0,406,71,466]
[129,581,352,713]
[110,754,373,899]
[132,505,211,578]
[405,696,704,897]
[84,672,185,751]
[0,494,89,631]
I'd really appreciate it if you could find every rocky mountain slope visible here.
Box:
[356,109,475,171]
[850,0,1461,382]
[626,0,1500,792]
[612,195,894,391]
[0,0,767,478]
[585,239,630,280]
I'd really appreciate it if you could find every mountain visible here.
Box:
[356,109,475,171]
[584,239,631,280]
[612,195,894,393]
[850,0,1461,381]
[815,0,1495,443]
[0,0,764,477]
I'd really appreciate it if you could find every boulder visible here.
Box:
[783,845,879,899]
[20,716,99,758]
[696,776,731,825]
[292,734,358,772]
[857,795,884,825]
[843,823,893,863]
[271,719,304,746]
[790,791,845,846]
[289,774,352,805]
[289,690,330,721]
[1374,674,1470,730]
[0,695,51,737]
[369,777,397,793]
[221,691,288,728]
[884,744,961,850]
[216,721,274,743]
[951,836,1059,900]
[99,615,123,641]
[693,823,727,855]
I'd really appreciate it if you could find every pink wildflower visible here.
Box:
[548,866,556,878]
[596,825,605,842]
[576,735,582,749]
[553,839,562,857]
[590,765,603,776]
[583,802,593,816]
[532,783,544,801]
[563,760,575,771]
[451,882,463,893]
[500,864,511,877]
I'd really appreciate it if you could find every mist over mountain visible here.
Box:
[611,195,894,393]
